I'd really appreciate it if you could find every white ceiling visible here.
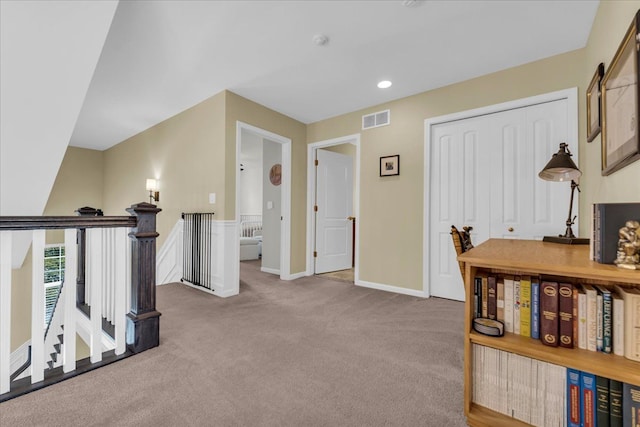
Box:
[70,0,599,151]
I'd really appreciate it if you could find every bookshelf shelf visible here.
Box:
[458,239,640,427]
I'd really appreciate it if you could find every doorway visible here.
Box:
[306,134,361,282]
[236,121,292,280]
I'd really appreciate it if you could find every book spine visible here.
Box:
[609,379,622,427]
[595,375,610,427]
[497,277,505,323]
[596,292,603,351]
[514,278,521,335]
[602,290,612,354]
[540,281,559,347]
[504,276,514,333]
[474,276,481,318]
[578,287,587,350]
[623,382,640,427]
[531,279,540,340]
[585,285,597,352]
[612,293,624,357]
[567,368,581,427]
[481,274,488,318]
[487,276,497,320]
[580,371,596,427]
[559,283,574,348]
[594,204,602,263]
[520,276,531,338]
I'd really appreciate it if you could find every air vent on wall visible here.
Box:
[362,109,390,130]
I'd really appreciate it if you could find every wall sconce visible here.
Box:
[537,143,588,244]
[146,178,160,204]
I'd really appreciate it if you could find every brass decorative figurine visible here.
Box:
[614,220,640,269]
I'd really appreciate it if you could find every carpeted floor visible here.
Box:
[0,261,467,426]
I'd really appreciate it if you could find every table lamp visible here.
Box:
[538,142,589,244]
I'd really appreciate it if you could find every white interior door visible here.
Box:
[315,149,353,274]
[429,98,572,301]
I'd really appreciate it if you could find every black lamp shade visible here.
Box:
[538,143,582,182]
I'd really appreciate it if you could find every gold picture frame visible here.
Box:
[601,11,640,176]
[586,62,604,143]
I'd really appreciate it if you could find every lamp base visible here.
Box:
[542,236,590,245]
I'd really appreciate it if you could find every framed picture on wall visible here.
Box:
[586,62,604,143]
[601,11,640,175]
[380,155,400,176]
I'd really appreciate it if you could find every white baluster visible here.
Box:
[63,229,77,373]
[108,228,116,323]
[87,229,103,363]
[114,228,127,355]
[31,230,45,383]
[0,231,13,393]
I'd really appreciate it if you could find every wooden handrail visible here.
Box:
[0,216,137,230]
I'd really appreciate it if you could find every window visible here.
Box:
[44,245,65,326]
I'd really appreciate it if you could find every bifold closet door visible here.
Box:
[429,99,572,301]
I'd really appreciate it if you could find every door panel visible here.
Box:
[429,99,573,301]
[315,149,353,274]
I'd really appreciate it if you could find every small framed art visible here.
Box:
[586,62,604,143]
[380,155,400,177]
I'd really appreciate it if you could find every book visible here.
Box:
[614,285,640,362]
[567,368,581,427]
[481,273,488,318]
[593,202,640,264]
[595,286,613,353]
[531,278,540,340]
[596,376,610,427]
[520,276,531,337]
[559,283,574,348]
[623,382,640,427]
[583,284,598,352]
[474,276,481,318]
[487,275,497,320]
[597,290,604,351]
[504,276,514,333]
[514,277,521,335]
[572,285,579,350]
[612,292,625,357]
[540,281,559,347]
[497,277,505,323]
[578,285,587,350]
[610,379,623,427]
[580,371,596,427]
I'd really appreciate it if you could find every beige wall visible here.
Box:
[103,92,226,247]
[224,92,308,273]
[306,2,640,291]
[580,1,640,223]
[11,147,102,354]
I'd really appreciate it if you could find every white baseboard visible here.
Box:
[282,271,306,280]
[261,267,280,275]
[355,279,429,298]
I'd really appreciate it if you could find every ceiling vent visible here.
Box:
[362,109,390,130]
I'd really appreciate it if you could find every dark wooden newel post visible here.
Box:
[126,202,162,353]
[75,206,103,307]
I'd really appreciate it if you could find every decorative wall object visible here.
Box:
[586,62,604,142]
[269,163,282,186]
[601,11,640,175]
[379,155,400,176]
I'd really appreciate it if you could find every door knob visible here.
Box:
[347,216,356,221]
[508,227,514,232]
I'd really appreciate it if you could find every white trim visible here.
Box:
[156,219,183,285]
[285,271,306,280]
[260,267,280,275]
[236,121,292,283]
[306,134,361,283]
[355,279,428,298]
[423,87,579,299]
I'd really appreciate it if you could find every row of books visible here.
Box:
[473,274,640,362]
[472,345,640,427]
[590,202,640,264]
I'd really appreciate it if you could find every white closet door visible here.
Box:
[429,116,491,302]
[429,99,571,301]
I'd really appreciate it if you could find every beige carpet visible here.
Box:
[0,261,466,426]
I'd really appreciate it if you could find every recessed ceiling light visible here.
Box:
[377,80,392,89]
[312,34,329,46]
